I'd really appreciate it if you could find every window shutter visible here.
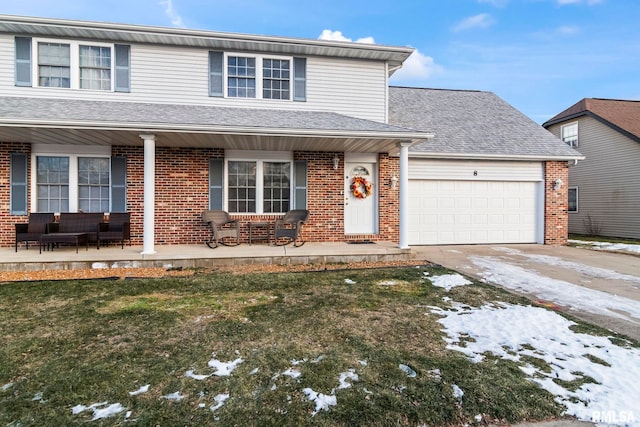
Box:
[10,153,28,215]
[209,159,224,209]
[111,156,127,212]
[114,44,131,92]
[293,57,306,102]
[15,37,32,87]
[293,160,307,209]
[209,51,224,97]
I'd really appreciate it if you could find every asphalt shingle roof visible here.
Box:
[389,86,582,159]
[543,98,640,143]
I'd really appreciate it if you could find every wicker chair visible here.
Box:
[97,212,131,249]
[15,212,55,251]
[274,209,309,247]
[202,210,240,248]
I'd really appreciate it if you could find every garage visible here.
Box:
[408,160,544,245]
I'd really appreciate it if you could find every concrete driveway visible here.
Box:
[413,244,640,341]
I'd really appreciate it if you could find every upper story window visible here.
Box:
[561,122,579,148]
[210,51,305,101]
[14,37,130,92]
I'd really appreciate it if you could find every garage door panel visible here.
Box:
[409,179,539,245]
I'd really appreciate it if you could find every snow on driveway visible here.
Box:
[470,253,640,323]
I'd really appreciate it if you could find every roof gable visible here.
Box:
[543,98,640,143]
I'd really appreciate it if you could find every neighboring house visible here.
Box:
[543,98,640,239]
[0,15,581,251]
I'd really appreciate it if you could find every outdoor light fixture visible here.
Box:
[333,154,340,170]
[553,178,563,191]
[390,175,398,189]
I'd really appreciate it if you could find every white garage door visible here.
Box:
[408,160,543,245]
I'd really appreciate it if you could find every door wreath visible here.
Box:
[351,176,373,199]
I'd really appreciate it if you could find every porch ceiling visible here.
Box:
[0,97,432,154]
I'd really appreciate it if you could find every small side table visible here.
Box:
[249,221,272,245]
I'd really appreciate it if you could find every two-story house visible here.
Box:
[0,15,581,252]
[544,98,640,240]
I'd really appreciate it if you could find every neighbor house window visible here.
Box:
[79,45,112,90]
[562,122,579,148]
[568,187,578,212]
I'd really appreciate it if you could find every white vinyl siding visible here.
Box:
[408,160,544,245]
[548,116,640,239]
[0,35,387,121]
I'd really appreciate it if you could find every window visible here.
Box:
[33,151,127,213]
[562,122,579,148]
[79,45,111,90]
[227,56,256,98]
[568,187,578,213]
[37,156,70,212]
[212,53,305,101]
[219,154,305,214]
[78,157,110,212]
[263,59,290,100]
[16,38,130,92]
[38,42,71,88]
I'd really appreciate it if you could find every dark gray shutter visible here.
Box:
[111,156,127,212]
[15,37,32,87]
[114,44,130,92]
[293,57,306,102]
[10,153,28,215]
[209,159,224,209]
[293,160,307,209]
[209,51,224,97]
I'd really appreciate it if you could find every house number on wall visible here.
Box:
[473,170,478,176]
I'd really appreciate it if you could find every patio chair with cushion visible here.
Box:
[274,209,309,247]
[15,212,55,251]
[202,210,240,248]
[97,212,131,249]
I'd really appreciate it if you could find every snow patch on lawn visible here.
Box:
[431,302,640,424]
[128,384,150,396]
[303,388,337,415]
[72,402,126,420]
[429,273,472,291]
[570,239,640,254]
[337,369,358,389]
[208,357,244,376]
[470,256,640,322]
[210,393,230,412]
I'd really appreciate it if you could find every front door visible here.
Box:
[344,162,376,235]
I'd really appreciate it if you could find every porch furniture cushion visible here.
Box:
[202,210,240,248]
[40,232,88,254]
[15,212,55,252]
[274,209,309,247]
[97,212,131,249]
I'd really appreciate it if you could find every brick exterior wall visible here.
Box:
[544,161,570,245]
[0,142,569,247]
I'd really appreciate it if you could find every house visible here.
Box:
[0,15,581,252]
[543,98,640,239]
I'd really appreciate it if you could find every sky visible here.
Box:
[1,0,639,123]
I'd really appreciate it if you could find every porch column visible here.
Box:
[398,141,412,249]
[140,134,156,255]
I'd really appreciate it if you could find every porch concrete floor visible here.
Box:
[0,241,414,273]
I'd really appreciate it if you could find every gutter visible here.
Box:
[406,151,585,162]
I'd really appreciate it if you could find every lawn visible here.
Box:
[0,264,627,426]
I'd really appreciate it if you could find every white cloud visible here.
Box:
[318,30,376,44]
[452,13,494,32]
[391,49,443,82]
[159,0,185,27]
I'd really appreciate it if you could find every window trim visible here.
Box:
[568,186,578,213]
[561,121,579,148]
[31,38,115,91]
[224,151,294,215]
[223,52,293,101]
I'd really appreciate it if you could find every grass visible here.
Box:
[569,233,640,245]
[0,265,572,426]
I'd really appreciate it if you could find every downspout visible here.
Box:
[140,133,156,255]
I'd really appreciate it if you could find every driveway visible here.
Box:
[413,244,640,342]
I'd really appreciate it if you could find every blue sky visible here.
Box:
[1,0,638,123]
